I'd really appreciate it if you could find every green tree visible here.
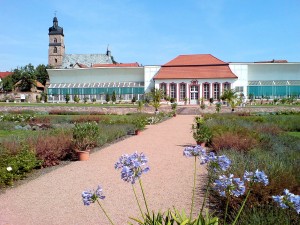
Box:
[74,95,80,103]
[105,93,110,103]
[14,64,37,91]
[1,75,13,92]
[35,64,50,85]
[65,94,70,103]
[112,91,116,103]
[148,88,163,112]
[220,89,238,110]
[41,92,48,102]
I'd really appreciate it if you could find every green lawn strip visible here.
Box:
[288,132,300,138]
[0,102,138,108]
[244,104,300,108]
[0,130,35,138]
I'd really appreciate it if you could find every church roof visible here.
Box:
[61,54,113,69]
[154,54,237,79]
[48,17,64,36]
[93,62,140,67]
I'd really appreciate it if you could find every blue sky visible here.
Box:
[0,0,299,71]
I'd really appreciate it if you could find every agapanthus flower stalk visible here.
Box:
[183,145,206,220]
[213,174,246,198]
[243,169,269,186]
[82,185,115,225]
[115,152,150,184]
[273,189,300,214]
[115,152,150,217]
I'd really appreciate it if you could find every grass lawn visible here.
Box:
[0,130,35,138]
[288,132,300,138]
[0,102,137,108]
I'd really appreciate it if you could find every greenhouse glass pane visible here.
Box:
[248,86,261,97]
[261,86,272,96]
[290,86,300,96]
[276,86,287,97]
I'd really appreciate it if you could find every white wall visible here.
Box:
[229,64,248,96]
[248,63,300,80]
[47,67,144,84]
[144,66,160,93]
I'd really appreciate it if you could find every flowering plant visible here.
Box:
[81,147,298,224]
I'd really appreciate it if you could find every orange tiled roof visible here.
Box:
[164,54,227,66]
[154,54,237,79]
[36,81,45,88]
[93,62,140,67]
[0,71,13,79]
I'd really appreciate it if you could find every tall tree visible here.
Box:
[14,64,37,91]
[35,64,50,85]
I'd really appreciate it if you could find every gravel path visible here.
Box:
[0,115,207,225]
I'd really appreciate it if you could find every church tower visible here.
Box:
[48,16,65,68]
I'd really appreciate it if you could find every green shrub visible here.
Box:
[230,205,299,225]
[72,122,100,151]
[0,144,42,187]
[132,116,148,131]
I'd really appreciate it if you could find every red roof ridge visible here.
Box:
[0,71,13,79]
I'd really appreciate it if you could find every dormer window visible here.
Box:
[54,38,57,43]
[53,47,57,53]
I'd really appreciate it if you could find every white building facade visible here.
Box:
[47,55,300,103]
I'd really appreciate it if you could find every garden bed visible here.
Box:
[200,112,300,224]
[0,111,172,189]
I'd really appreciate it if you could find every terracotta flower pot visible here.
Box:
[77,151,90,161]
[196,142,206,148]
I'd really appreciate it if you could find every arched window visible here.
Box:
[213,83,220,99]
[170,83,177,99]
[54,38,57,43]
[203,83,210,100]
[53,47,57,53]
[223,82,231,91]
[159,83,167,98]
[179,83,186,101]
[55,58,57,63]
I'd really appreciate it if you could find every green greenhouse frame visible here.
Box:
[248,80,300,98]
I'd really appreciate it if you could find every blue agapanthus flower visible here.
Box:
[213,174,246,197]
[273,189,300,214]
[82,185,105,206]
[183,145,206,157]
[203,152,231,172]
[115,152,150,184]
[243,169,269,186]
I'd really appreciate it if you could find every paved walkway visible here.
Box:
[0,115,207,225]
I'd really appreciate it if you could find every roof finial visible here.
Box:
[54,10,57,17]
[106,44,111,57]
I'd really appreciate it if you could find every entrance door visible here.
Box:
[190,85,199,104]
